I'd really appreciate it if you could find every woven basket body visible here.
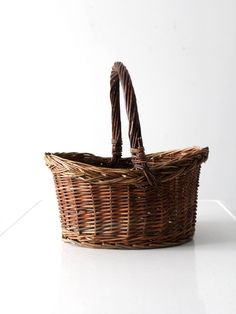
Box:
[45,62,208,249]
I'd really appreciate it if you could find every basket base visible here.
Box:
[62,234,193,249]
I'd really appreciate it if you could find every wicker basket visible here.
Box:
[45,62,209,249]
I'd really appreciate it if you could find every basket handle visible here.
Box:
[110,62,156,185]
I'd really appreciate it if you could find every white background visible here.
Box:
[0,0,236,228]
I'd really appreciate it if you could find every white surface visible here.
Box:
[0,0,236,218]
[0,200,236,314]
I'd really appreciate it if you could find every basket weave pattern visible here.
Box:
[45,62,208,249]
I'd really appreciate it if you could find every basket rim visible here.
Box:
[45,146,208,171]
[45,146,209,185]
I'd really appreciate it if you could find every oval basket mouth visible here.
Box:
[45,146,208,185]
[45,146,209,171]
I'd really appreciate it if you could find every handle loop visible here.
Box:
[110,62,156,185]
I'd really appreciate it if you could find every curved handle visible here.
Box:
[110,62,156,185]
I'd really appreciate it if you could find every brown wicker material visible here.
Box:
[45,62,209,249]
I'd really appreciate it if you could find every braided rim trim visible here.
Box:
[45,146,209,185]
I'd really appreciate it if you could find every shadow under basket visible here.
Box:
[45,62,209,249]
